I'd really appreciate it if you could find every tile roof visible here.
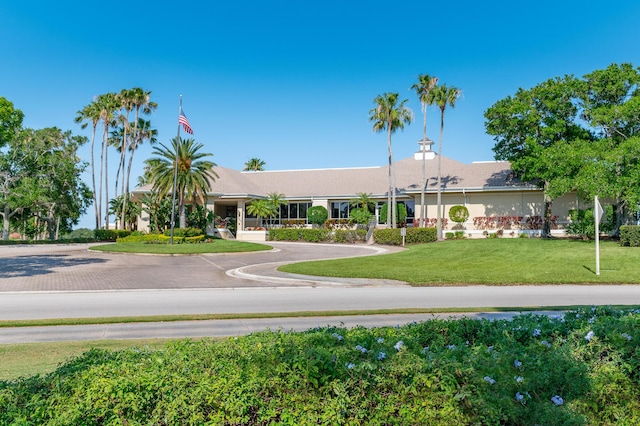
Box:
[134,154,535,200]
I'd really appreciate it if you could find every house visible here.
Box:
[132,140,580,240]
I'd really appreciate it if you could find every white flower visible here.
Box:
[551,395,564,406]
[622,333,632,341]
[355,345,367,353]
[576,313,581,319]
[483,376,496,384]
[377,352,386,361]
[346,363,355,369]
[514,376,524,383]
[487,345,494,352]
[532,328,541,337]
[541,340,552,348]
[514,359,522,368]
[377,337,385,344]
[447,344,456,350]
[394,341,404,351]
[585,331,595,341]
[589,316,595,324]
[332,333,343,341]
[515,392,525,403]
[421,346,429,354]
[591,306,597,313]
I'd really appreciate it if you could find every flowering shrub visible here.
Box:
[1,306,638,424]
[413,218,449,228]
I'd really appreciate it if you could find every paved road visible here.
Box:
[1,242,639,343]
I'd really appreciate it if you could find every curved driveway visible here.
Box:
[1,242,639,342]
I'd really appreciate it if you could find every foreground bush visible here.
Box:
[1,306,638,425]
[620,225,640,247]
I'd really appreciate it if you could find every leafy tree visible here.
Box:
[145,137,217,229]
[306,205,328,227]
[349,207,372,225]
[243,158,266,171]
[266,192,288,226]
[0,97,24,149]
[379,203,407,227]
[109,194,141,231]
[139,190,172,233]
[431,84,462,240]
[369,93,413,228]
[4,127,92,239]
[411,74,439,227]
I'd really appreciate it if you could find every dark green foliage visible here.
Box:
[333,229,367,243]
[62,228,95,240]
[349,207,372,225]
[94,229,131,241]
[620,225,640,247]
[448,205,469,224]
[1,307,638,425]
[268,228,331,243]
[163,227,202,237]
[379,203,407,226]
[566,206,614,239]
[307,206,328,226]
[373,227,437,245]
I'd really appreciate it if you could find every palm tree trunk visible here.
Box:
[386,129,392,228]
[90,125,99,229]
[104,126,110,230]
[388,126,396,229]
[98,130,104,229]
[436,111,444,240]
[420,105,427,227]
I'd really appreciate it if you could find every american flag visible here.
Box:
[179,109,194,134]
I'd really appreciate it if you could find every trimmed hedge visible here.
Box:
[268,228,330,243]
[164,227,203,238]
[94,229,131,241]
[373,227,437,245]
[620,225,640,247]
[117,234,206,244]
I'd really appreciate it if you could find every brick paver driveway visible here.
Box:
[0,242,396,292]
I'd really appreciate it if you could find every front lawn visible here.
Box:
[90,239,272,254]
[280,238,640,285]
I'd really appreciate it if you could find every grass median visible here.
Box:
[280,238,640,284]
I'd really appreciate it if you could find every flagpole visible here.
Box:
[595,195,600,276]
[170,95,183,245]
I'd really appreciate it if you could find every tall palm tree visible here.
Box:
[349,192,375,211]
[145,137,217,229]
[121,118,157,229]
[122,88,157,229]
[369,93,413,228]
[411,74,439,227]
[431,84,462,240]
[116,89,135,203]
[96,92,119,229]
[246,199,275,229]
[74,101,102,229]
[243,157,266,171]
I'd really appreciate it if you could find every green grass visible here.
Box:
[280,238,640,284]
[90,239,272,254]
[0,339,173,381]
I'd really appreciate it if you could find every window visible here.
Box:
[331,202,350,219]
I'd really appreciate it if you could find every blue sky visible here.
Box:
[2,1,640,229]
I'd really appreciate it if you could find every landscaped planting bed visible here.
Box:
[1,306,638,424]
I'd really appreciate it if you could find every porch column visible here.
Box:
[237,200,246,231]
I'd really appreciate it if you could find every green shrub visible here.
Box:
[373,227,436,245]
[307,206,328,227]
[2,307,638,425]
[94,229,131,241]
[445,232,454,239]
[164,227,202,238]
[333,229,367,243]
[62,228,95,240]
[117,234,166,243]
[620,225,640,247]
[349,207,373,225]
[448,205,469,224]
[268,228,330,243]
[379,203,407,226]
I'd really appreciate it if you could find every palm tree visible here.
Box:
[96,92,119,229]
[266,191,288,226]
[246,199,275,228]
[121,118,157,229]
[145,137,217,229]
[243,158,266,171]
[122,88,156,229]
[411,74,439,227]
[369,93,413,228]
[74,101,102,229]
[349,192,374,211]
[431,84,462,240]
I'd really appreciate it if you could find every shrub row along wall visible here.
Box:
[268,229,367,243]
[373,228,436,245]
